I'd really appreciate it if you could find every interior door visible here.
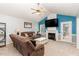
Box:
[61,21,72,42]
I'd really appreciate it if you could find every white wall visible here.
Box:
[77,17,79,48]
[48,14,57,19]
[0,14,37,44]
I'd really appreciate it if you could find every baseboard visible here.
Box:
[6,41,13,45]
[72,34,76,36]
[72,34,76,44]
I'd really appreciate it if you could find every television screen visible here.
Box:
[45,18,58,27]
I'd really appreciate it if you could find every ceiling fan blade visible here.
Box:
[31,3,46,14]
[32,12,37,14]
[31,8,37,11]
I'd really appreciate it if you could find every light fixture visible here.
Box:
[31,3,46,15]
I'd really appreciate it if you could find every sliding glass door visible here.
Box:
[0,23,6,47]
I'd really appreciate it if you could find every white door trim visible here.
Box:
[61,21,72,42]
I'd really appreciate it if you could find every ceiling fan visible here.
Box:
[31,3,46,14]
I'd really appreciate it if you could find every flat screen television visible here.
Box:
[45,18,58,27]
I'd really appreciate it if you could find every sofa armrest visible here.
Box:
[34,44,44,50]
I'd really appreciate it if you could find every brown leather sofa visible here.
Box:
[21,32,35,37]
[9,34,44,56]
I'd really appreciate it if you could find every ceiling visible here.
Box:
[42,3,79,16]
[0,3,79,22]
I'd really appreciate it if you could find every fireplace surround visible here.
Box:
[46,27,58,41]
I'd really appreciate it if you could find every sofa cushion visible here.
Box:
[25,33,28,37]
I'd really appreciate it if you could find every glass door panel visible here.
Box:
[0,23,6,47]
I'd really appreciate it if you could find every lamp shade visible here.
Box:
[15,28,21,35]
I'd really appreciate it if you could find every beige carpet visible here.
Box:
[0,40,79,56]
[45,40,79,56]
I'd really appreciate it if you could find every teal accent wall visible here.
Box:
[38,14,76,34]
[57,14,76,34]
[38,17,47,31]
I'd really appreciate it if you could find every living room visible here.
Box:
[0,2,79,56]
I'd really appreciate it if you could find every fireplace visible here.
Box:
[48,33,56,41]
[46,27,58,41]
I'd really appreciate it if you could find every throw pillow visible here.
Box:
[25,34,28,37]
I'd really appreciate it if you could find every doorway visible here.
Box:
[61,21,72,43]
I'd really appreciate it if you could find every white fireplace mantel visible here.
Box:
[46,27,58,41]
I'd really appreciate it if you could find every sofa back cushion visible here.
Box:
[21,32,35,37]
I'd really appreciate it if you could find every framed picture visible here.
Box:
[24,22,32,28]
